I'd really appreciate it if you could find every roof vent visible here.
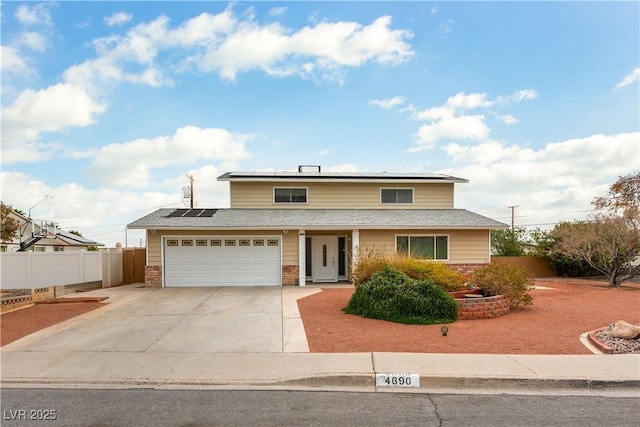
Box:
[298,165,321,173]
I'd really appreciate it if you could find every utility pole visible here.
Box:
[186,174,194,209]
[508,205,519,230]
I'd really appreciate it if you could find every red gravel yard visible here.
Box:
[297,279,640,354]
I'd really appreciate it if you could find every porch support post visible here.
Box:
[351,229,360,273]
[298,229,306,286]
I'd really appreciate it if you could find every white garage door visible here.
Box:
[163,236,282,287]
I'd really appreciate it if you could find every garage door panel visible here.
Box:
[163,236,281,287]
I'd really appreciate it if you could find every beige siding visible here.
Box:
[146,229,290,266]
[281,232,298,265]
[230,182,454,209]
[359,229,490,264]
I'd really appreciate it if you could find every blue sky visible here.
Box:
[1,1,639,248]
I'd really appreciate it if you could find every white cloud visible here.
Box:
[495,88,538,104]
[369,96,406,109]
[63,9,412,90]
[440,132,640,227]
[1,83,106,164]
[269,7,287,17]
[446,92,493,109]
[615,67,640,90]
[79,126,252,189]
[0,46,33,74]
[411,115,490,151]
[496,114,519,124]
[438,19,453,34]
[104,12,133,27]
[408,89,537,149]
[15,3,54,27]
[199,15,413,81]
[0,170,173,247]
[318,149,330,155]
[15,32,48,51]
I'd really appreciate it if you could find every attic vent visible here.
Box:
[298,165,321,173]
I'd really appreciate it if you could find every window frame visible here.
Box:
[273,187,308,204]
[380,188,414,205]
[395,234,449,261]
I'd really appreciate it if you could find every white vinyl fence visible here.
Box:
[0,250,123,290]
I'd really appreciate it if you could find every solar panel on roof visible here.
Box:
[184,209,204,217]
[167,209,189,217]
[200,209,218,217]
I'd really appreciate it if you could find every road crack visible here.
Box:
[426,393,443,427]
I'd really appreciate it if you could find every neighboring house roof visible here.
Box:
[218,171,468,184]
[128,208,508,230]
[0,203,103,247]
[53,230,104,247]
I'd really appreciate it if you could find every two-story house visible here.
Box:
[127,166,508,288]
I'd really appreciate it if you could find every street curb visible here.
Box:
[2,375,639,392]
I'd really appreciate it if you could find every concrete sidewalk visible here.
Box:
[1,284,639,393]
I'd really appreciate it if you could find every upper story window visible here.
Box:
[274,187,307,204]
[381,188,413,204]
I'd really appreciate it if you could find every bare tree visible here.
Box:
[552,214,639,286]
[551,172,640,287]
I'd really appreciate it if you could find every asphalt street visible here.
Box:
[1,388,638,427]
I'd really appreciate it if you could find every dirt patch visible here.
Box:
[297,279,640,354]
[1,303,104,346]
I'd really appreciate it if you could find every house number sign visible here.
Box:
[375,373,420,388]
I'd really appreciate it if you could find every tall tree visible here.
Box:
[551,173,640,287]
[1,203,20,248]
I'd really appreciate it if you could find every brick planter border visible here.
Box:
[454,294,510,320]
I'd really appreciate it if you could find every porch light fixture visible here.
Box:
[441,325,449,337]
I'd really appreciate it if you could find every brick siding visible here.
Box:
[145,265,162,288]
[282,265,299,286]
[448,263,486,276]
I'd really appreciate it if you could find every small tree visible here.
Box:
[551,172,640,287]
[1,203,20,249]
[491,227,528,256]
[552,213,639,287]
[68,230,83,237]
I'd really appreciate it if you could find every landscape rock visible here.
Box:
[608,320,640,339]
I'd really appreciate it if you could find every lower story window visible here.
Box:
[397,235,448,260]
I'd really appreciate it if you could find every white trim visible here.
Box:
[298,229,306,286]
[380,187,414,205]
[352,229,360,267]
[394,233,450,261]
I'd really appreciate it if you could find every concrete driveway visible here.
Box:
[7,285,319,354]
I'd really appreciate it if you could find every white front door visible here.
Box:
[313,236,338,282]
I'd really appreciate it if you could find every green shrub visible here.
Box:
[472,263,534,306]
[352,249,467,292]
[344,266,458,324]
